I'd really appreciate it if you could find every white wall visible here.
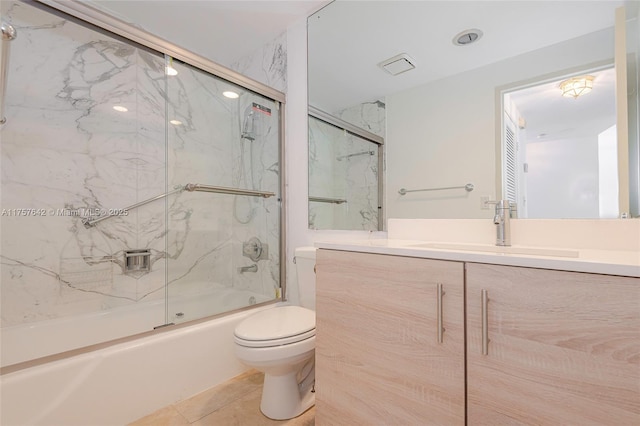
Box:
[526,136,600,218]
[386,27,615,220]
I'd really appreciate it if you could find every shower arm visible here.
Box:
[82,183,275,228]
[1,21,17,126]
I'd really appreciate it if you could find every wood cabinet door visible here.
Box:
[466,263,640,425]
[315,249,465,426]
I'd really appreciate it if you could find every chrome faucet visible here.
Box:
[238,264,258,273]
[490,200,511,246]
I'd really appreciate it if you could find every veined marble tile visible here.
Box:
[231,31,287,93]
[1,1,282,341]
[308,114,379,231]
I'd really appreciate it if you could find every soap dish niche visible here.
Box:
[124,249,151,275]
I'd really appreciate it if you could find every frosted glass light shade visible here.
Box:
[560,75,594,98]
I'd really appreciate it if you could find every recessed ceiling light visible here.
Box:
[223,91,239,99]
[113,105,128,112]
[453,29,483,46]
[169,119,183,125]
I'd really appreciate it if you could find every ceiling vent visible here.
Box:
[378,53,416,76]
[453,29,483,46]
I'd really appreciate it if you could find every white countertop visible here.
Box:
[315,239,640,278]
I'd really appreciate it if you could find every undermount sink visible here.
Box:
[410,242,580,258]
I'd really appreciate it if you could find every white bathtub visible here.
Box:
[0,291,277,425]
[1,285,271,367]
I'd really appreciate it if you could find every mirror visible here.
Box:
[308,0,639,227]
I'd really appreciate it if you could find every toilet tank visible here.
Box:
[294,247,316,311]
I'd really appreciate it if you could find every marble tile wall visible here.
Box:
[0,1,283,333]
[231,31,287,94]
[308,115,379,231]
[166,60,281,311]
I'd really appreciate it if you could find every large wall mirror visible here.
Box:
[308,0,639,230]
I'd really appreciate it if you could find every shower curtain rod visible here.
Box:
[83,184,275,228]
[1,21,17,125]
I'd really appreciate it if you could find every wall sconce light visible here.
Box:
[559,75,594,99]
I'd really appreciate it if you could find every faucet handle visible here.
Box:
[486,199,511,210]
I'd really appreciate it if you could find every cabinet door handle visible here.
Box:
[481,289,489,355]
[437,283,445,343]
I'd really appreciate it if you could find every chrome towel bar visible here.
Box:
[336,150,375,161]
[398,183,474,195]
[309,196,347,204]
[184,183,274,198]
[83,183,275,227]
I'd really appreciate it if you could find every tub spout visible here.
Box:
[239,264,258,273]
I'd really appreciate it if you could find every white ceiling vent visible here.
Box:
[378,53,416,76]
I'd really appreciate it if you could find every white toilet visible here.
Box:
[233,247,317,420]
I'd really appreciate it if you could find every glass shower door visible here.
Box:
[165,57,281,324]
[0,0,168,366]
[308,115,381,231]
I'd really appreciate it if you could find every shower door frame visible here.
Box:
[31,0,288,309]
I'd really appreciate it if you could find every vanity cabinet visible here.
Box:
[315,249,465,425]
[466,263,640,425]
[316,249,640,425]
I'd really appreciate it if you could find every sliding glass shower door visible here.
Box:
[165,58,281,324]
[0,0,282,368]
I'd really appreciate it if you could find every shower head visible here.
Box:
[241,108,256,141]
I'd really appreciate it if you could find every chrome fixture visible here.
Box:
[183,183,274,198]
[238,264,258,273]
[82,183,275,228]
[481,289,489,355]
[242,237,268,262]
[1,20,17,125]
[488,200,511,246]
[336,150,375,161]
[124,249,151,274]
[308,196,347,204]
[398,183,474,196]
[241,107,256,140]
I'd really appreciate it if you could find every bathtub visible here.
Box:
[0,289,277,425]
[1,284,271,367]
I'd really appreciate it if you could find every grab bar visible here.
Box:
[83,183,275,227]
[336,150,375,161]
[398,183,474,195]
[1,21,17,125]
[309,196,347,204]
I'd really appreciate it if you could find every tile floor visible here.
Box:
[128,370,315,426]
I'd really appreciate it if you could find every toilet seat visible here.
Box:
[234,306,315,348]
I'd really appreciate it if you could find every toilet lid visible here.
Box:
[234,306,315,342]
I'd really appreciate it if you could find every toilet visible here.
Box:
[233,247,317,420]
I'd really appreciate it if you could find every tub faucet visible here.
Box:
[490,200,511,246]
[239,264,258,273]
